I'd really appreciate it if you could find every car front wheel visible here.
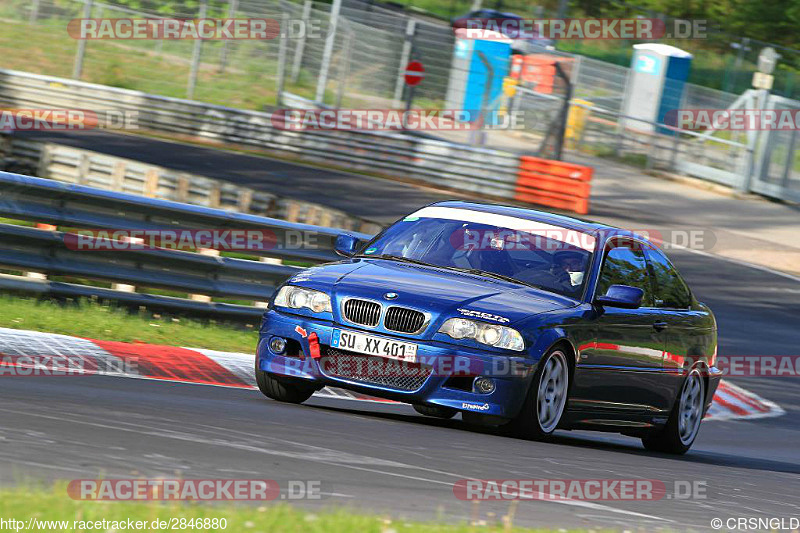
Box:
[255,358,315,404]
[503,348,570,440]
[642,367,705,454]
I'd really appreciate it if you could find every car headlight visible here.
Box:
[438,318,524,351]
[273,286,332,313]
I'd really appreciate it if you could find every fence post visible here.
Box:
[315,0,342,104]
[187,0,208,100]
[470,51,493,146]
[276,13,289,107]
[393,18,417,107]
[29,0,40,23]
[218,0,239,73]
[335,28,354,109]
[72,0,94,80]
[290,0,313,84]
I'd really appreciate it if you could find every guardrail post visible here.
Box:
[209,183,221,208]
[255,256,283,308]
[25,224,57,281]
[37,144,52,178]
[176,176,190,203]
[190,248,219,303]
[77,153,90,185]
[290,0,313,84]
[110,161,126,191]
[72,0,93,80]
[144,169,160,197]
[238,189,253,212]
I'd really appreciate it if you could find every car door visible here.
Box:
[644,246,709,405]
[571,242,668,414]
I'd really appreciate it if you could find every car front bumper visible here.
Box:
[257,309,536,419]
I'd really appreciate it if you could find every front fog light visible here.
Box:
[269,337,287,354]
[474,377,496,394]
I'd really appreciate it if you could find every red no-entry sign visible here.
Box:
[404,60,425,86]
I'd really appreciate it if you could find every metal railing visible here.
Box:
[0,171,374,318]
[1,136,382,234]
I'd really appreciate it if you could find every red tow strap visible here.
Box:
[307,332,321,359]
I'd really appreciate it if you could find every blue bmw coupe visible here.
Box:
[256,201,721,454]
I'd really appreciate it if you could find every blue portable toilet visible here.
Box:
[445,29,512,123]
[621,43,692,135]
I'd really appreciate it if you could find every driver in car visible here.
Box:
[552,250,587,293]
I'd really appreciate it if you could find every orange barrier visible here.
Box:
[509,55,574,95]
[514,156,593,215]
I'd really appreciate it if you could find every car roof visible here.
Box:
[429,201,637,240]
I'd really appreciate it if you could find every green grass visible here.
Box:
[0,18,319,110]
[0,296,258,353]
[0,484,572,533]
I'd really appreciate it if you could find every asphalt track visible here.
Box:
[4,130,800,529]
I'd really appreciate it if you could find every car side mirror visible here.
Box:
[595,285,644,309]
[334,233,360,257]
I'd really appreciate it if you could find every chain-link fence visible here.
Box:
[0,0,788,116]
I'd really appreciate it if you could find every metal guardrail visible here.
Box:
[1,136,383,234]
[0,68,523,200]
[0,172,374,318]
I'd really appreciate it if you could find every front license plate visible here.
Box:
[331,329,417,362]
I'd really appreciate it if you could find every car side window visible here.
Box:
[644,248,692,309]
[596,246,653,307]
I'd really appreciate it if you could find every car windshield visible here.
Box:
[357,207,595,298]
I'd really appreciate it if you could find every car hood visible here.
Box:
[294,259,576,326]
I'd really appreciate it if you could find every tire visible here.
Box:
[502,348,570,440]
[255,358,315,404]
[642,367,705,455]
[414,404,457,419]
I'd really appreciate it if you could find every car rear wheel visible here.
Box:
[502,348,570,439]
[413,404,457,419]
[255,358,315,404]
[642,367,705,454]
